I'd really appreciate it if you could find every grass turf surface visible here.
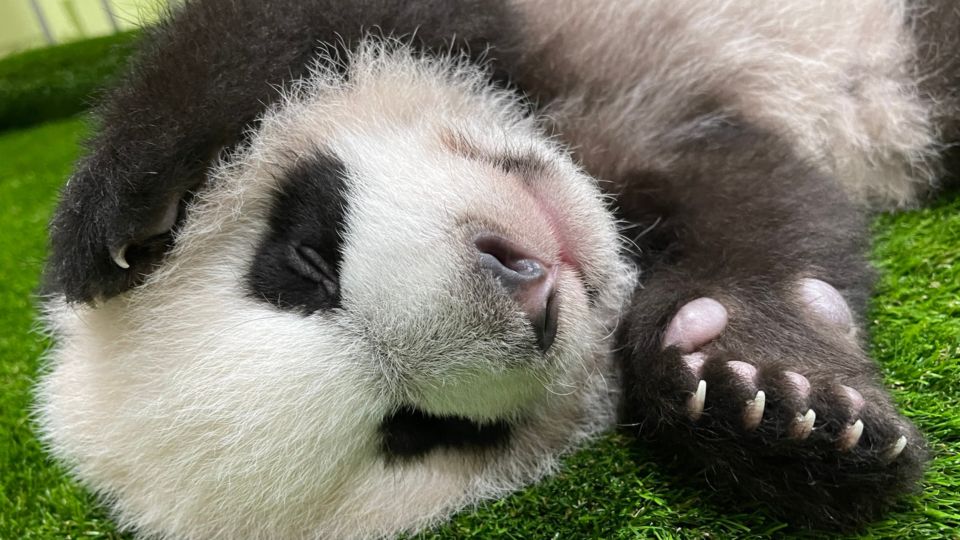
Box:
[0,32,139,132]
[0,117,958,539]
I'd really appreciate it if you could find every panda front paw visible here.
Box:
[45,157,186,303]
[620,277,928,528]
[665,288,909,460]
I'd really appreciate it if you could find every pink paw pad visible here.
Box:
[798,278,854,330]
[663,297,728,353]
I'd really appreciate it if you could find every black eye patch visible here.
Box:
[247,151,350,314]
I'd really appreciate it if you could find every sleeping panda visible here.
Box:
[36,0,959,538]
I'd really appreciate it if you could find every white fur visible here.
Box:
[37,43,635,539]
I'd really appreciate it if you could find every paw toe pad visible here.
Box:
[798,278,854,330]
[664,297,728,353]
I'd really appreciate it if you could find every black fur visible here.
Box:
[380,407,511,459]
[43,0,958,531]
[909,0,960,181]
[247,151,349,314]
[45,0,520,303]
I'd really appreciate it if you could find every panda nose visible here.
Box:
[475,234,559,352]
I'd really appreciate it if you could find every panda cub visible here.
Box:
[37,0,959,538]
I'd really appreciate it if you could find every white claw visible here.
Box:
[743,390,765,431]
[791,408,817,440]
[839,419,864,451]
[688,380,706,421]
[111,244,130,269]
[883,435,908,462]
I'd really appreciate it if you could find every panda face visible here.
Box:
[38,45,635,538]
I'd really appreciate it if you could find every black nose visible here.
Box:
[475,234,559,352]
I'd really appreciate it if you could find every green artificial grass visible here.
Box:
[0,119,123,538]
[0,32,139,132]
[1,118,958,539]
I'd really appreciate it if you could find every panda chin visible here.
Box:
[379,406,512,460]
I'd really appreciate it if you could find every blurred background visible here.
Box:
[0,0,175,131]
[1,0,170,58]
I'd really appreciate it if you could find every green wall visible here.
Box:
[0,0,166,57]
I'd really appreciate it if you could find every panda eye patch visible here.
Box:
[246,151,349,314]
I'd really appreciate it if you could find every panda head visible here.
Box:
[38,43,635,538]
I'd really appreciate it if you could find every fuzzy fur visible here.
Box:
[36,0,960,537]
[508,0,943,208]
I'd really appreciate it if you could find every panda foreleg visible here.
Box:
[613,118,928,529]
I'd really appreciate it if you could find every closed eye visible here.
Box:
[246,149,348,315]
[287,243,339,298]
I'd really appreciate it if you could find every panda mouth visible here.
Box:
[379,406,512,460]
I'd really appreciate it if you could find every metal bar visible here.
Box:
[100,0,121,33]
[29,0,56,45]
